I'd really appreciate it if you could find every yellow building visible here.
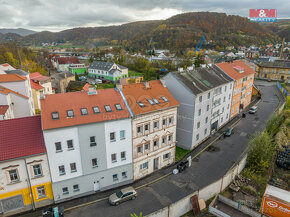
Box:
[0,116,53,216]
[256,59,290,82]
[120,76,144,85]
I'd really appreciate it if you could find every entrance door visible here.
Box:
[93,181,100,191]
[154,157,159,171]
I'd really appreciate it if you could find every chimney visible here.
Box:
[88,85,97,95]
[160,79,166,87]
[116,84,122,91]
[144,81,150,89]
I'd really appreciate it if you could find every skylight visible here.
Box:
[153,98,159,104]
[161,96,168,102]
[105,105,112,112]
[115,104,122,110]
[52,112,59,120]
[81,108,88,116]
[137,101,145,108]
[148,99,155,105]
[67,110,74,118]
[93,106,100,114]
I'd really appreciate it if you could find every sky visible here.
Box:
[0,0,289,32]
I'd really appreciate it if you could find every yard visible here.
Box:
[175,146,190,162]
[128,69,143,77]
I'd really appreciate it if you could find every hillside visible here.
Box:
[0,28,37,36]
[262,19,290,41]
[1,12,282,50]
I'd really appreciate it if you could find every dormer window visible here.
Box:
[52,112,59,120]
[105,105,112,112]
[93,106,100,114]
[81,108,88,116]
[153,98,159,104]
[161,96,168,102]
[137,101,145,108]
[67,110,74,118]
[115,104,122,111]
[148,99,154,105]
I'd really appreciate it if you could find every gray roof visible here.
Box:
[117,64,127,69]
[258,60,290,69]
[5,69,28,76]
[171,65,233,95]
[89,61,114,71]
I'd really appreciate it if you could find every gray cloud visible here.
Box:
[0,0,288,32]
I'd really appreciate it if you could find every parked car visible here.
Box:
[109,187,137,205]
[249,106,258,114]
[224,128,233,137]
[79,76,87,81]
[95,79,102,84]
[89,81,95,85]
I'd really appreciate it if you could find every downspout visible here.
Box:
[24,158,36,210]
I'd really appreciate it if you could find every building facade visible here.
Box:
[217,60,255,118]
[41,87,133,202]
[88,61,128,82]
[164,65,234,150]
[68,64,86,75]
[0,116,53,216]
[121,80,179,180]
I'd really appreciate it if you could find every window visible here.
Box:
[144,143,150,151]
[121,151,126,160]
[204,128,207,135]
[153,98,159,104]
[221,117,224,123]
[161,96,168,102]
[169,117,173,125]
[110,132,116,142]
[168,135,173,143]
[227,104,229,109]
[229,94,231,99]
[137,126,143,134]
[225,86,227,92]
[73,184,79,192]
[148,99,154,105]
[59,165,65,175]
[80,108,88,116]
[93,106,100,114]
[92,158,98,167]
[37,186,46,198]
[163,153,171,160]
[137,101,145,108]
[120,130,125,140]
[226,114,229,119]
[230,84,232,89]
[207,92,210,99]
[52,112,59,120]
[140,162,148,170]
[162,136,167,145]
[111,154,117,163]
[223,96,226,102]
[62,187,69,195]
[137,145,143,154]
[113,174,118,181]
[70,163,77,173]
[198,109,201,116]
[205,117,208,123]
[67,110,74,117]
[144,123,150,132]
[196,134,199,141]
[115,104,122,110]
[122,172,127,179]
[199,96,202,102]
[154,121,159,129]
[207,105,209,111]
[67,140,74,150]
[197,122,200,129]
[162,119,167,127]
[33,165,42,177]
[154,139,159,148]
[9,170,19,183]
[222,107,224,113]
[90,136,96,146]
[105,105,112,112]
[55,142,62,152]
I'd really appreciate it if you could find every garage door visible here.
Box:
[0,195,25,213]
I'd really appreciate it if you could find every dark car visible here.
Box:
[224,128,233,137]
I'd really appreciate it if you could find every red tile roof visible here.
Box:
[0,85,29,99]
[30,72,50,81]
[122,80,179,116]
[41,88,131,130]
[0,116,46,162]
[216,60,255,80]
[57,57,79,65]
[82,83,90,91]
[30,80,44,90]
[0,74,26,83]
[0,105,9,115]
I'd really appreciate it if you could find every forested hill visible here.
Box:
[1,12,283,50]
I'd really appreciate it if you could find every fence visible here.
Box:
[145,154,248,217]
[276,82,289,97]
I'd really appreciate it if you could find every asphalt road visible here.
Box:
[23,81,282,217]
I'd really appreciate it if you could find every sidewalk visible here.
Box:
[19,98,260,217]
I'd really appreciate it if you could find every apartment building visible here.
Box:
[40,87,133,202]
[217,60,255,118]
[0,116,53,216]
[121,80,179,180]
[164,65,234,150]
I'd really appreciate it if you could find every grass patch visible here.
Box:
[128,69,143,77]
[175,146,190,161]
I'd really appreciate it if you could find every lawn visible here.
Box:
[128,69,143,77]
[175,146,190,162]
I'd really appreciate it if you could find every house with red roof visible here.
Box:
[40,86,133,202]
[121,80,180,180]
[30,72,53,111]
[0,116,53,215]
[52,57,80,72]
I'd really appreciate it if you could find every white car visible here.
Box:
[95,79,102,84]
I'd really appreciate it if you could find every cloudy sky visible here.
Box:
[0,0,289,32]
